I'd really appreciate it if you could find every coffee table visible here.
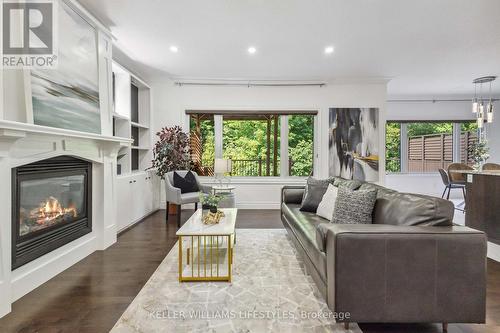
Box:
[176,208,237,282]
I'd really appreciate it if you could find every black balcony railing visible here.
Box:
[198,158,290,176]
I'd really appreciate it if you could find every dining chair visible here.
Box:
[438,168,466,200]
[447,163,473,183]
[482,163,500,171]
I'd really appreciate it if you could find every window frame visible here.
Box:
[386,120,478,174]
[186,110,318,179]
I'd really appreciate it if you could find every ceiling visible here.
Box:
[79,0,500,96]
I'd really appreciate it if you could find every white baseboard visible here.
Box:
[235,202,280,209]
[160,201,280,210]
[488,242,500,262]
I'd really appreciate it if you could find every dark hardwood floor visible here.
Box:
[0,209,498,333]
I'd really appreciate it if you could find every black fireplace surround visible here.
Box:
[12,156,92,269]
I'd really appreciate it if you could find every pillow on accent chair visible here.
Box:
[332,187,377,224]
[300,177,333,212]
[173,171,200,193]
[316,184,338,220]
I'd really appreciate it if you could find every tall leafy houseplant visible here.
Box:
[150,126,191,179]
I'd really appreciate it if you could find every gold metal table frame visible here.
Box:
[178,234,233,282]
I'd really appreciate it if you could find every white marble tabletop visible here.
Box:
[212,185,236,191]
[176,208,237,236]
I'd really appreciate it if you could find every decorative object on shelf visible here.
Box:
[468,140,490,170]
[328,108,379,182]
[472,76,497,129]
[202,210,226,225]
[29,1,100,134]
[214,158,232,186]
[150,126,191,179]
[200,193,225,214]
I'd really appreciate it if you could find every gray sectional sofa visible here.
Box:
[281,179,487,329]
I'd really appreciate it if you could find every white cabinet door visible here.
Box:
[130,174,145,222]
[116,176,132,231]
[116,172,160,233]
[151,174,161,210]
[143,175,153,214]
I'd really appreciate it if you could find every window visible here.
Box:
[460,122,478,167]
[223,115,280,176]
[188,111,316,177]
[288,115,314,176]
[189,115,215,175]
[407,122,453,173]
[386,121,478,173]
[385,122,401,173]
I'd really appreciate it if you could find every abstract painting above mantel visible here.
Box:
[30,1,100,134]
[329,108,379,182]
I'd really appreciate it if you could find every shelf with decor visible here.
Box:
[111,61,159,233]
[111,60,152,175]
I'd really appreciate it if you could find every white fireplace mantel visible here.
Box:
[0,120,131,317]
[0,120,131,157]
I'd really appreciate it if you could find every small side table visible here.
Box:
[212,185,236,208]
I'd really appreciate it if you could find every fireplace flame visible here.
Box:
[30,196,78,225]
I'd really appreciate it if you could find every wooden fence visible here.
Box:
[408,131,477,172]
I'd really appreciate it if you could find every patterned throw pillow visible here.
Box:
[332,187,377,224]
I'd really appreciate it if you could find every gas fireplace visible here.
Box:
[12,156,92,269]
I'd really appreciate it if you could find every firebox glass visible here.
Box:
[19,174,86,237]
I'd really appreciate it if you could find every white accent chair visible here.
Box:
[165,170,212,227]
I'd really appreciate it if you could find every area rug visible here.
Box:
[111,229,362,332]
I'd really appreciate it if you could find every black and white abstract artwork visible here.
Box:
[329,108,379,182]
[30,1,100,134]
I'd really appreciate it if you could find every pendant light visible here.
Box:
[472,84,478,113]
[486,81,494,123]
[472,76,496,127]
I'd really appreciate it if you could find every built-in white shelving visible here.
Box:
[130,121,149,129]
[111,61,152,175]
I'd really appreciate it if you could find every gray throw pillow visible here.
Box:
[300,177,334,212]
[332,187,377,224]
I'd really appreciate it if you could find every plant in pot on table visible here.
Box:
[199,193,224,213]
[199,193,225,225]
[468,140,490,170]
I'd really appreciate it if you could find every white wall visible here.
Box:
[385,98,500,198]
[151,79,387,209]
[386,98,476,120]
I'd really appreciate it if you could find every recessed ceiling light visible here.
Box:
[169,45,178,53]
[248,46,257,54]
[324,46,334,54]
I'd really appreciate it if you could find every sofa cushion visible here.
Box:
[282,203,328,282]
[300,177,332,212]
[332,187,378,225]
[372,190,454,226]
